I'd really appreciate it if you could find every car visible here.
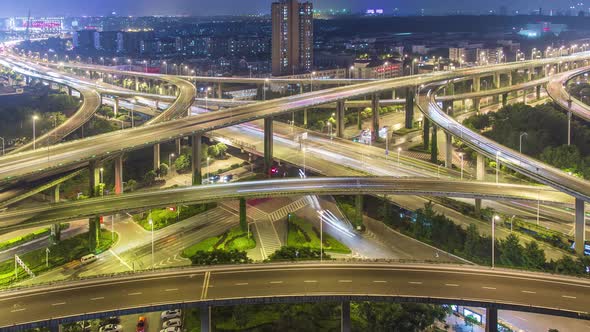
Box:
[161,309,182,321]
[136,316,147,332]
[162,318,182,329]
[159,327,181,332]
[99,324,122,332]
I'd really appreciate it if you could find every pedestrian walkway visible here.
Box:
[268,197,308,222]
[222,201,269,221]
[253,220,282,259]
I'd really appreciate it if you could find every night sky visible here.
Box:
[0,0,567,17]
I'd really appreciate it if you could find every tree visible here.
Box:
[159,163,169,177]
[523,241,546,270]
[498,233,524,267]
[216,143,228,157]
[174,154,191,172]
[207,145,219,158]
[126,179,138,192]
[143,170,157,185]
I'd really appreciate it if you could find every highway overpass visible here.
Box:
[1,262,589,330]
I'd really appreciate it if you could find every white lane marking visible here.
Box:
[269,281,283,284]
[445,284,459,287]
[521,290,536,294]
[304,280,317,283]
[338,280,353,283]
[482,286,497,290]
[11,308,25,312]
[235,283,249,286]
[373,280,387,283]
[51,302,66,306]
[90,297,104,301]
[109,249,133,270]
[128,292,142,296]
[408,281,423,285]
[165,288,179,292]
[562,295,577,299]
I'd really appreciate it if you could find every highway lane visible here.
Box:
[2,53,590,201]
[0,177,573,231]
[1,263,589,329]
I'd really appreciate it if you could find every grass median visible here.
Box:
[287,215,351,254]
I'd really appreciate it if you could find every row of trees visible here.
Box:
[379,201,590,277]
[463,103,590,179]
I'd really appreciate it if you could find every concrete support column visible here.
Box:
[355,195,364,227]
[113,97,119,117]
[446,82,455,96]
[536,85,541,100]
[405,87,415,129]
[522,89,527,104]
[264,117,274,176]
[507,72,513,86]
[200,306,211,332]
[445,132,453,169]
[336,100,345,138]
[114,154,123,195]
[303,109,308,128]
[191,134,202,185]
[485,307,498,332]
[473,76,481,92]
[372,94,380,136]
[473,97,481,113]
[391,89,396,99]
[175,138,182,155]
[88,216,100,253]
[217,83,223,99]
[341,301,351,332]
[52,184,61,203]
[442,100,453,116]
[67,86,73,96]
[153,144,161,172]
[430,124,438,164]
[527,68,533,81]
[89,160,100,197]
[239,198,247,231]
[476,154,485,181]
[575,198,586,255]
[422,117,430,150]
[475,199,482,216]
[155,100,160,110]
[501,93,508,107]
[493,73,500,88]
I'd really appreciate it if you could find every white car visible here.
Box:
[99,324,122,332]
[160,309,182,321]
[162,318,182,329]
[159,327,181,332]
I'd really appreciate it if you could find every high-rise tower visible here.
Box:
[271,0,313,76]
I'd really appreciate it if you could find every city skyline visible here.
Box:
[0,0,579,17]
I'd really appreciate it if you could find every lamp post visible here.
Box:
[148,218,154,270]
[327,121,332,140]
[349,66,354,80]
[163,61,168,75]
[143,60,148,73]
[519,132,528,154]
[397,147,402,165]
[130,99,136,128]
[169,153,175,170]
[32,115,38,150]
[0,137,4,156]
[492,215,499,268]
[263,78,269,101]
[310,71,316,92]
[207,157,211,184]
[302,147,307,178]
[319,211,324,262]
[495,151,501,184]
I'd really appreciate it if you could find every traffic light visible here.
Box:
[99,216,104,224]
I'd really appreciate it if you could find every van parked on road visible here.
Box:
[80,254,97,264]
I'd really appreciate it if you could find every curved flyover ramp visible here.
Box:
[546,66,590,122]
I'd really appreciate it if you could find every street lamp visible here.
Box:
[495,151,501,184]
[397,147,402,165]
[459,153,464,179]
[143,60,148,73]
[0,137,4,156]
[327,121,332,140]
[519,132,528,154]
[319,210,324,262]
[32,115,38,150]
[163,61,168,75]
[263,78,269,101]
[302,147,307,178]
[130,98,136,128]
[148,218,154,270]
[310,71,316,92]
[492,215,499,268]
[99,167,104,184]
[169,153,175,169]
[349,66,354,80]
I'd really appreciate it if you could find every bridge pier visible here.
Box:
[304,109,308,128]
[501,93,508,107]
[473,97,481,113]
[114,155,123,195]
[153,144,161,172]
[113,97,119,117]
[175,138,182,155]
[575,198,586,255]
[67,86,73,96]
[89,216,100,252]
[485,307,498,332]
[264,117,274,176]
[192,134,202,185]
[445,133,453,169]
[475,199,482,216]
[201,306,211,332]
[430,124,438,164]
[336,100,345,138]
[476,154,485,181]
[527,68,533,81]
[442,100,453,115]
[422,117,430,150]
[372,94,380,137]
[507,72,513,87]
[217,83,223,99]
[473,76,481,92]
[341,301,351,332]
[405,87,415,129]
[89,160,101,197]
[239,198,247,231]
[493,73,500,89]
[536,85,541,100]
[355,195,364,227]
[52,184,61,203]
